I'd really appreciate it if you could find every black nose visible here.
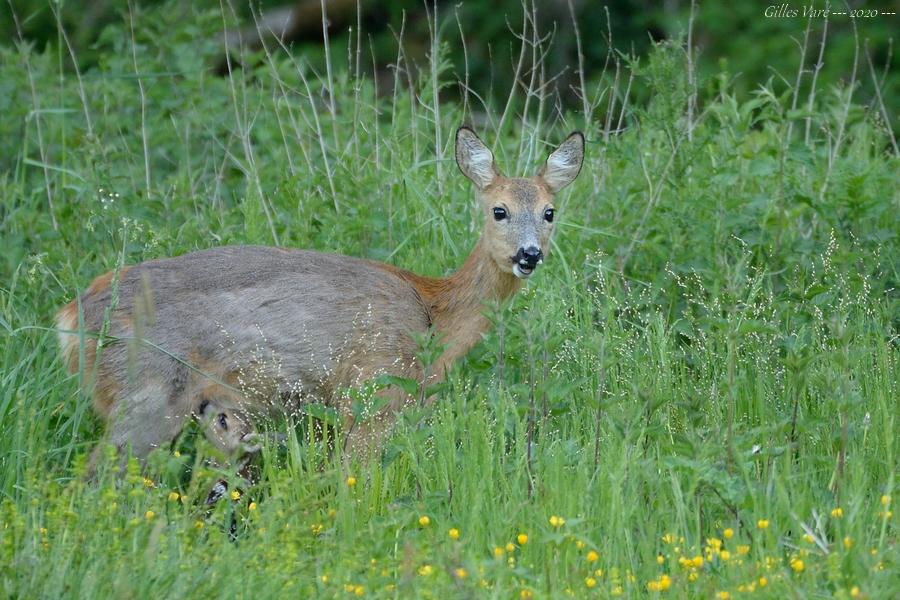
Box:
[516,246,543,267]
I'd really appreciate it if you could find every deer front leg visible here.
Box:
[341,385,414,466]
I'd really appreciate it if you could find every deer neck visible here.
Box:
[411,238,521,370]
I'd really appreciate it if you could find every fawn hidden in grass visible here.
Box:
[56,126,585,470]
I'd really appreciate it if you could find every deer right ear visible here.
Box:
[538,131,585,193]
[456,126,499,190]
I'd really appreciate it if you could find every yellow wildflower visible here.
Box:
[575,540,586,549]
[757,519,769,530]
[658,575,671,591]
[790,558,804,573]
[881,495,890,506]
[803,533,814,543]
[455,568,468,579]
[353,585,364,596]
[849,586,860,597]
[194,520,204,529]
[716,592,730,599]
[737,545,750,555]
[831,507,843,518]
[418,564,433,576]
[493,546,505,558]
[720,550,731,561]
[418,515,430,527]
[549,515,566,528]
[647,581,660,592]
[517,533,529,545]
[611,586,623,596]
[144,510,155,520]
[346,476,357,487]
[585,577,597,589]
[843,536,853,549]
[520,590,533,599]
[142,478,154,488]
[449,528,460,540]
[723,528,734,539]
[506,542,516,553]
[691,555,704,568]
[587,550,599,563]
[230,490,241,501]
[656,554,665,565]
[248,502,257,511]
[758,577,768,587]
[168,492,180,502]
[688,570,698,582]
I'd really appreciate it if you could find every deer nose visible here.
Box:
[516,246,543,267]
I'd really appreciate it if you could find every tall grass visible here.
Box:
[0,2,897,598]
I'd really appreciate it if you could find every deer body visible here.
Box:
[56,127,584,464]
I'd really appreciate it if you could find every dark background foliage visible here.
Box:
[4,0,898,131]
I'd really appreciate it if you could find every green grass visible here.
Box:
[1,4,897,599]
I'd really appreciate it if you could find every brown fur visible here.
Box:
[379,239,522,374]
[56,266,131,376]
[55,128,584,466]
[86,267,130,296]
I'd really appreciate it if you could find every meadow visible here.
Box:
[0,3,897,598]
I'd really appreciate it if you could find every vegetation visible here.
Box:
[1,2,897,598]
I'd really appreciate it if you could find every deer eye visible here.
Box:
[493,207,508,221]
[543,208,555,222]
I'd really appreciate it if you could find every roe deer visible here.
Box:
[56,126,584,468]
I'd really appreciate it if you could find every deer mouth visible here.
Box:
[512,260,537,279]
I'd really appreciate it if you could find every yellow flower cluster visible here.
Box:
[342,583,364,596]
[646,574,671,592]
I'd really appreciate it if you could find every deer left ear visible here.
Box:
[456,126,500,190]
[538,132,585,193]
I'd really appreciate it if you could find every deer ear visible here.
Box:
[538,132,584,193]
[456,126,499,190]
